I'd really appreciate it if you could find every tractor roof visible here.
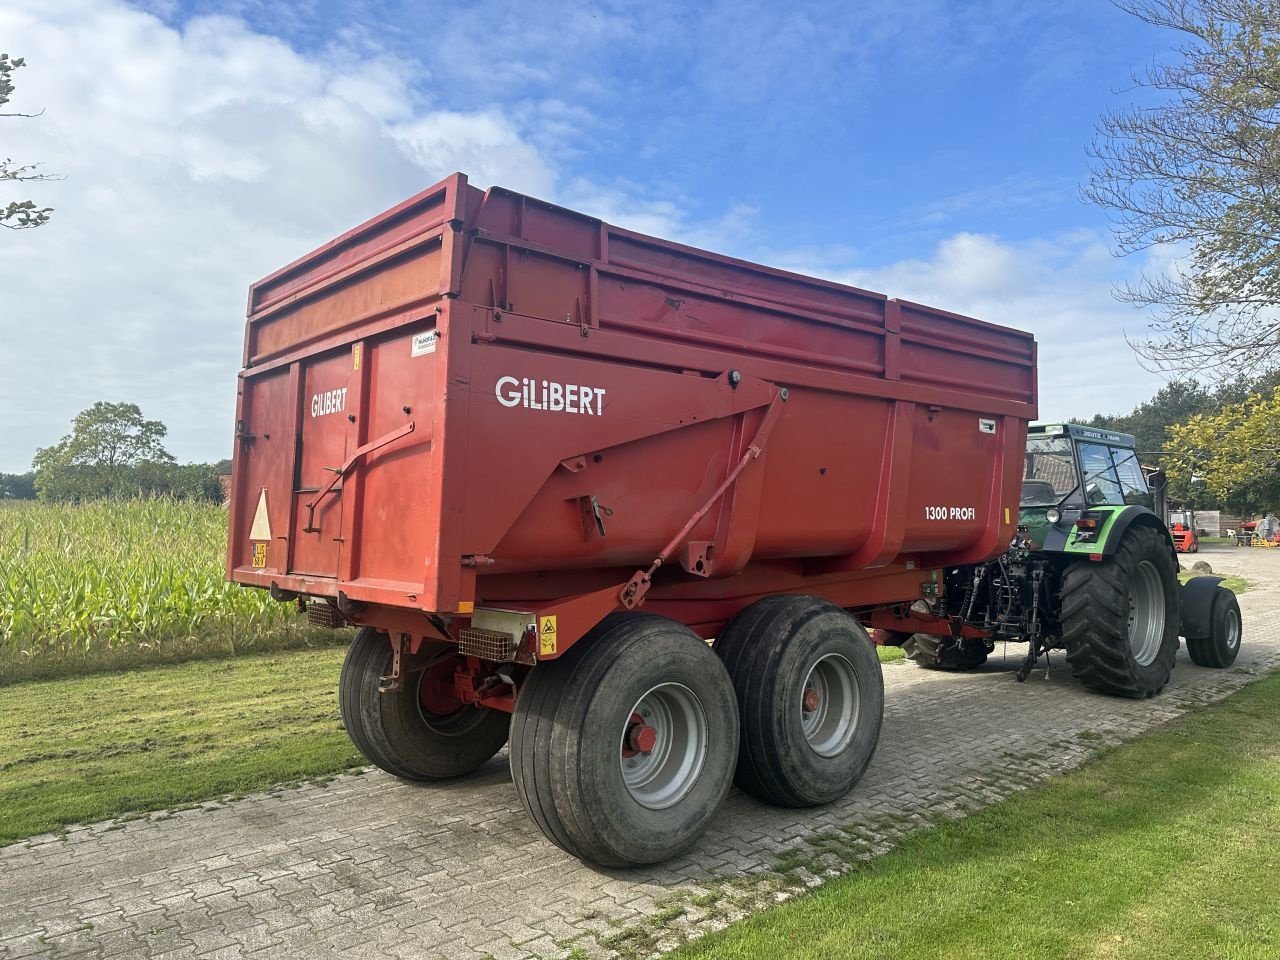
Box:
[1029,422,1137,448]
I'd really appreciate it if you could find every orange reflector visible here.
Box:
[1077,518,1099,530]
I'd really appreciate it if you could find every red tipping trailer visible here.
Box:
[229,173,1037,866]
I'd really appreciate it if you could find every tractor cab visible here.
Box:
[1020,423,1152,550]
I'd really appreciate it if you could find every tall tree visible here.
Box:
[1166,385,1280,510]
[34,403,175,501]
[1083,1,1280,374]
[1,53,54,230]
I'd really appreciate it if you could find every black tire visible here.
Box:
[901,633,990,670]
[1061,526,1180,698]
[509,614,738,867]
[1186,588,1242,668]
[714,596,884,807]
[338,627,509,780]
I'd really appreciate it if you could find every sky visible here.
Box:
[0,0,1181,471]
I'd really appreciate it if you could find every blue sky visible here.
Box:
[1,0,1177,470]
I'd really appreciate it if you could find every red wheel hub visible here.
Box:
[418,656,464,715]
[802,688,820,712]
[622,712,658,757]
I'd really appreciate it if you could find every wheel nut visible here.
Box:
[630,724,658,754]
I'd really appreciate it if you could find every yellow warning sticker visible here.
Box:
[251,543,267,568]
[352,344,362,371]
[538,616,558,656]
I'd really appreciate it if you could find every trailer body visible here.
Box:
[229,174,1037,652]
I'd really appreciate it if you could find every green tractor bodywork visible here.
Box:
[888,422,1242,698]
[1019,423,1172,558]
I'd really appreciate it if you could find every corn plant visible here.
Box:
[0,499,305,668]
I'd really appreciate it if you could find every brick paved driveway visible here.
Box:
[3,544,1278,960]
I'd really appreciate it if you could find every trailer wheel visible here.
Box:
[714,596,883,807]
[338,628,509,780]
[509,614,737,867]
[901,633,989,670]
[1061,527,1180,698]
[1186,588,1242,668]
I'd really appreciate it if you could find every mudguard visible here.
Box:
[1180,574,1224,640]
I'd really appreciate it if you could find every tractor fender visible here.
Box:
[1180,575,1224,640]
[1095,506,1178,561]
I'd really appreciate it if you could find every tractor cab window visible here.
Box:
[1077,442,1126,506]
[1023,436,1077,505]
[1109,447,1152,507]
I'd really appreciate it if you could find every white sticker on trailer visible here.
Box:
[249,487,271,541]
[411,331,439,357]
[978,418,997,434]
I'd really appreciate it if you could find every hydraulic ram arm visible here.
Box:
[619,389,787,609]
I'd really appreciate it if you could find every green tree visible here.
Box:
[0,472,36,499]
[34,403,175,501]
[1166,386,1280,511]
[1083,1,1280,374]
[1,53,54,230]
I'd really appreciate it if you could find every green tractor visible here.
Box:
[894,423,1242,697]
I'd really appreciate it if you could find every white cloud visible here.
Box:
[0,0,557,470]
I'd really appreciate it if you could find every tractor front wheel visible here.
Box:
[902,633,990,670]
[1060,527,1180,698]
[1186,588,1242,668]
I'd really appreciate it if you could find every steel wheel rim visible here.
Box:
[619,683,708,810]
[1224,607,1241,650]
[1126,560,1165,666]
[800,653,860,757]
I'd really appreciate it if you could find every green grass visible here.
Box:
[674,672,1280,960]
[0,500,341,683]
[1198,536,1236,544]
[1178,570,1249,594]
[0,647,361,845]
[875,645,905,663]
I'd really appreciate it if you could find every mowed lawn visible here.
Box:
[0,642,905,845]
[675,671,1280,960]
[0,648,361,845]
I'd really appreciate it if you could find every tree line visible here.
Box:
[2,402,228,503]
[1082,371,1280,514]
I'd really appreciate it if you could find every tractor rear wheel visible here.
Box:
[338,628,509,780]
[1186,588,1242,668]
[714,596,883,807]
[510,614,738,867]
[1060,527,1180,698]
[902,633,990,670]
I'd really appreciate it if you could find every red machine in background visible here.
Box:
[1168,509,1199,553]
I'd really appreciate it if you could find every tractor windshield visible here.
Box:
[1022,436,1077,506]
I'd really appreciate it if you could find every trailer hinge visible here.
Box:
[461,554,496,567]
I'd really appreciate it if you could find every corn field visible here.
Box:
[0,500,333,680]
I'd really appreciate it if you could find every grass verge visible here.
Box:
[673,671,1280,960]
[0,646,361,846]
[875,645,905,663]
[1178,570,1249,594]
